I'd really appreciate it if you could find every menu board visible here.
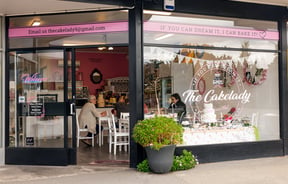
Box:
[29,102,44,116]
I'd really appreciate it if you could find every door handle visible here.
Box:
[70,103,75,115]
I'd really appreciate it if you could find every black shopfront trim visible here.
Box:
[128,0,145,168]
[176,140,283,163]
[278,18,288,154]
[144,0,287,21]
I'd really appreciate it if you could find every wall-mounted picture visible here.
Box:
[90,68,103,84]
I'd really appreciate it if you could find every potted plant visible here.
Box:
[133,116,184,173]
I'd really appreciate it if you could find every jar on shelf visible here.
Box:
[97,93,105,107]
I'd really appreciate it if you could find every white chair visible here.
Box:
[120,112,129,119]
[108,115,129,155]
[76,113,94,147]
[119,112,130,132]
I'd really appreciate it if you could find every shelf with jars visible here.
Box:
[105,77,129,95]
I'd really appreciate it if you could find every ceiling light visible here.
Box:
[31,20,41,26]
[155,34,174,41]
[108,47,114,50]
[63,43,80,46]
[98,47,106,50]
[143,10,171,15]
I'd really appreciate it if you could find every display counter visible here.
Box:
[144,113,257,146]
[182,126,256,145]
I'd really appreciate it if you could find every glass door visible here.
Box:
[6,49,75,165]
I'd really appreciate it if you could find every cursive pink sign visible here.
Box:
[21,73,47,84]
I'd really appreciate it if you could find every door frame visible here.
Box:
[5,48,76,166]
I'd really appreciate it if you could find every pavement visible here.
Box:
[1,156,288,184]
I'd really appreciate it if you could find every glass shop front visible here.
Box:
[143,13,279,147]
[4,1,286,166]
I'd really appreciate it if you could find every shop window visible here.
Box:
[8,51,66,148]
[143,13,279,146]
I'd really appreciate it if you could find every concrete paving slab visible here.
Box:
[1,156,288,184]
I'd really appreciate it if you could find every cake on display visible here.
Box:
[202,103,217,123]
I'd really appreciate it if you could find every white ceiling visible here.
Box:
[0,0,287,16]
[0,0,122,16]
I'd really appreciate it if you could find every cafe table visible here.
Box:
[97,116,111,146]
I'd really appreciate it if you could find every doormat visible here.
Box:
[89,160,129,166]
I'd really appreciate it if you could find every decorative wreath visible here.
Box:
[243,65,267,86]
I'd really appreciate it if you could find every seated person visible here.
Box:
[78,95,107,145]
[113,96,129,119]
[168,93,186,122]
[112,96,129,128]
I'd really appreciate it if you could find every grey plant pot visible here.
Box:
[145,145,176,174]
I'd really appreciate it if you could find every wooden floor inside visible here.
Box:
[76,138,130,167]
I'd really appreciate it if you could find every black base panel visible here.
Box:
[175,140,284,163]
[5,148,69,166]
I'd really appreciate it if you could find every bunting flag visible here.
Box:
[178,55,185,64]
[181,56,186,63]
[193,59,198,67]
[199,60,205,68]
[144,46,275,70]
[206,62,213,69]
[173,55,179,63]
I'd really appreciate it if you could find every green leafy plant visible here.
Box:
[136,149,198,172]
[171,150,198,171]
[136,159,151,172]
[132,116,184,150]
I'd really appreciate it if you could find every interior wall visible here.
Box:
[76,51,129,95]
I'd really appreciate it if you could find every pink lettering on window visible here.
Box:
[21,73,47,84]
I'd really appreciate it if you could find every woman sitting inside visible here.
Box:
[168,93,186,123]
[78,95,107,146]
